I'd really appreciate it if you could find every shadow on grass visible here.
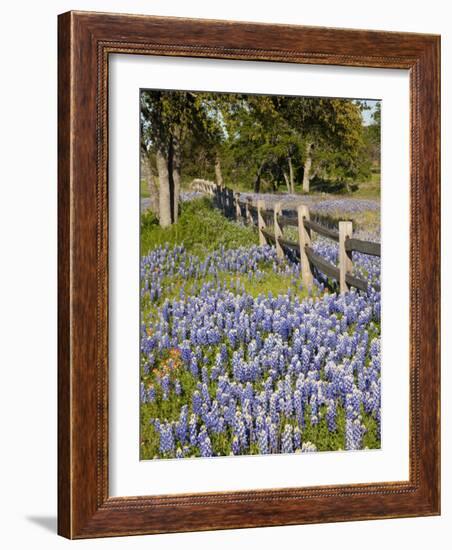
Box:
[310,178,359,194]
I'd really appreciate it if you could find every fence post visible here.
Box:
[297,205,314,289]
[228,188,234,218]
[235,192,242,221]
[339,221,353,293]
[245,198,252,225]
[221,187,226,215]
[222,186,227,215]
[274,202,284,259]
[257,200,267,246]
[225,187,229,217]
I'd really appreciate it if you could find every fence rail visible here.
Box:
[305,246,340,281]
[345,238,381,257]
[277,214,298,228]
[278,236,300,254]
[191,179,380,293]
[303,219,340,242]
[261,228,276,244]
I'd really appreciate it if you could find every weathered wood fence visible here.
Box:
[191,179,380,293]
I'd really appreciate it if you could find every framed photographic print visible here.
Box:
[58,11,440,538]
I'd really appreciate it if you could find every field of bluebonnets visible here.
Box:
[139,194,381,460]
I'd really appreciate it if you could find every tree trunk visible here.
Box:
[310,165,320,182]
[156,147,172,227]
[302,143,313,193]
[215,154,223,188]
[288,156,295,194]
[171,135,181,223]
[146,154,159,215]
[253,164,264,193]
[267,173,277,192]
[282,171,290,193]
[253,173,261,193]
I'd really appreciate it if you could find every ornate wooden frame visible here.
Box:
[58,10,440,539]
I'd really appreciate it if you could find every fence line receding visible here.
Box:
[191,179,380,294]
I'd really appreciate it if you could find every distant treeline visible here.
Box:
[140,90,380,227]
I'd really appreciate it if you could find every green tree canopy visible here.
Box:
[140,89,380,226]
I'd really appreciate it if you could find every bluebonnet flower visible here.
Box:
[201,382,211,407]
[301,348,311,373]
[310,394,319,426]
[258,429,269,454]
[233,411,248,450]
[158,423,175,455]
[161,374,170,400]
[140,382,147,404]
[293,389,304,426]
[345,417,354,450]
[284,393,293,417]
[175,405,188,444]
[141,239,381,459]
[281,425,294,454]
[353,418,366,449]
[219,344,228,364]
[192,390,202,415]
[326,399,337,432]
[293,426,302,450]
[189,414,198,446]
[268,421,278,453]
[231,435,240,455]
[198,427,213,457]
[201,366,209,385]
[301,441,317,452]
[228,328,238,348]
[190,356,199,378]
[180,340,192,364]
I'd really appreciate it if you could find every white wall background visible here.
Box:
[0,0,449,548]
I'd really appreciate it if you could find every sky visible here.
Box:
[361,99,380,126]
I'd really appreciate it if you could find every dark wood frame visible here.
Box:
[58,10,440,539]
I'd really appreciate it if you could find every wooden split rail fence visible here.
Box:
[191,179,380,293]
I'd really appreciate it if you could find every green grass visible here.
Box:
[220,269,311,300]
[351,171,381,199]
[141,197,259,256]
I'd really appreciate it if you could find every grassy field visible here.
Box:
[143,170,380,202]
[141,197,259,256]
[216,171,381,199]
[348,172,381,199]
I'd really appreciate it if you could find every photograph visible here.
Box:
[0,0,443,543]
[139,90,382,460]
